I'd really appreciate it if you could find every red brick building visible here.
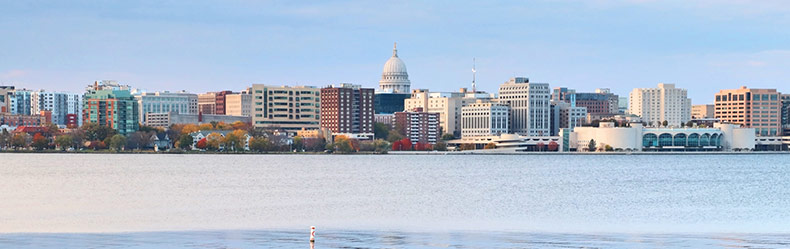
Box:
[395,107,440,144]
[320,84,374,135]
[214,90,234,115]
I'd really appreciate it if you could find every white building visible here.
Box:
[378,43,411,94]
[568,122,754,151]
[134,90,199,124]
[404,88,494,137]
[629,83,691,127]
[461,101,510,137]
[31,91,83,126]
[498,77,551,136]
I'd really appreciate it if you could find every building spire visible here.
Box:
[393,42,398,57]
[472,58,477,93]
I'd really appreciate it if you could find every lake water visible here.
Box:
[1,154,789,248]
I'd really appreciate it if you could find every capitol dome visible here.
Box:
[378,43,411,93]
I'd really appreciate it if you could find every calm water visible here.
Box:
[1,154,789,248]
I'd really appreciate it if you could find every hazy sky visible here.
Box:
[2,0,790,104]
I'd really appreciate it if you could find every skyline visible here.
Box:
[2,1,790,104]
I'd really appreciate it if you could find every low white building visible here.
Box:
[568,122,755,151]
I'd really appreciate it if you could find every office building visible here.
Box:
[552,87,619,115]
[198,92,217,114]
[225,92,252,117]
[629,83,691,127]
[320,84,375,135]
[498,77,551,136]
[145,112,251,128]
[714,86,782,136]
[691,104,715,119]
[461,101,510,137]
[31,91,82,126]
[404,88,493,137]
[550,101,587,136]
[251,84,321,131]
[134,90,198,124]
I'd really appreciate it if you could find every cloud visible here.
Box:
[0,69,29,79]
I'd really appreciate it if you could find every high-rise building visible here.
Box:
[378,43,411,94]
[225,92,252,117]
[8,89,33,115]
[31,91,83,126]
[83,81,139,135]
[714,86,782,136]
[691,104,715,119]
[251,84,321,131]
[395,108,440,144]
[198,92,217,114]
[320,84,375,135]
[373,92,410,114]
[498,77,551,136]
[461,101,510,137]
[134,90,198,124]
[404,88,493,137]
[629,83,691,127]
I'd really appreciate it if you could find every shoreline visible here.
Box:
[1,150,788,155]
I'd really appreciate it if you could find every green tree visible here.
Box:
[386,132,403,142]
[55,135,73,151]
[109,134,127,151]
[587,139,597,152]
[662,120,669,127]
[249,136,271,152]
[83,123,117,141]
[434,141,448,151]
[205,132,223,151]
[292,136,304,151]
[374,123,390,140]
[441,133,455,141]
[605,144,614,152]
[178,134,193,150]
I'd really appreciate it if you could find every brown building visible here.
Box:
[691,104,715,119]
[198,92,217,115]
[214,90,234,115]
[714,86,782,136]
[320,84,374,135]
[0,112,49,127]
[395,107,440,144]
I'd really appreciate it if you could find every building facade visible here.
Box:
[550,101,587,136]
[552,87,619,115]
[225,92,252,117]
[378,43,411,94]
[782,94,790,135]
[29,91,82,127]
[691,104,715,119]
[198,92,217,114]
[395,108,440,144]
[0,86,14,113]
[320,84,375,135]
[461,101,510,137]
[570,122,755,151]
[83,83,139,135]
[498,77,551,136]
[374,92,410,114]
[145,112,251,128]
[629,83,692,127]
[404,88,493,137]
[135,90,198,124]
[714,86,782,136]
[251,84,321,131]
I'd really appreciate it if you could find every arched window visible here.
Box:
[673,133,687,147]
[643,133,658,147]
[710,134,719,147]
[659,133,673,147]
[687,133,699,147]
[700,133,710,146]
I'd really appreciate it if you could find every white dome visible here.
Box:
[382,54,407,75]
[378,42,411,94]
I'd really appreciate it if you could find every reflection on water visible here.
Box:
[1,230,789,248]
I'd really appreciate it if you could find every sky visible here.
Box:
[1,0,790,104]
